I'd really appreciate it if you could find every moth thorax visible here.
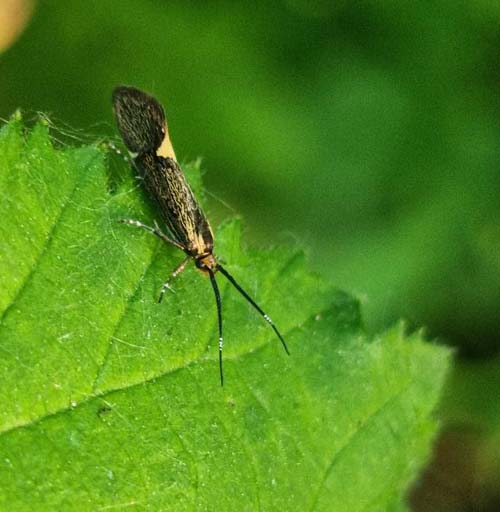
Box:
[195,253,218,273]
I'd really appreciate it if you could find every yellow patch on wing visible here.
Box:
[157,129,177,160]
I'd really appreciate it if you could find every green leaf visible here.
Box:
[0,118,451,511]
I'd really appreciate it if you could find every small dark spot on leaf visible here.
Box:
[97,405,112,418]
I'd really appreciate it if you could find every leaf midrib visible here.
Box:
[0,315,307,438]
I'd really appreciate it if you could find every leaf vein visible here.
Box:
[309,380,412,511]
[0,154,99,327]
[0,320,304,437]
[90,240,163,393]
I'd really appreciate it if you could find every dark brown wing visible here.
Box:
[112,86,166,154]
[135,153,214,256]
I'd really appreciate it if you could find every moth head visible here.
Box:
[112,85,167,154]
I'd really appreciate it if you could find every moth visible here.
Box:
[112,86,289,385]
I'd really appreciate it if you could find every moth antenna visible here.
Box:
[217,265,290,355]
[208,269,224,386]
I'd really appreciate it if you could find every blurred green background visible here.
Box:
[1,0,500,509]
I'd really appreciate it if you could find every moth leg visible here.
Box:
[107,140,132,165]
[158,256,192,303]
[118,218,185,251]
